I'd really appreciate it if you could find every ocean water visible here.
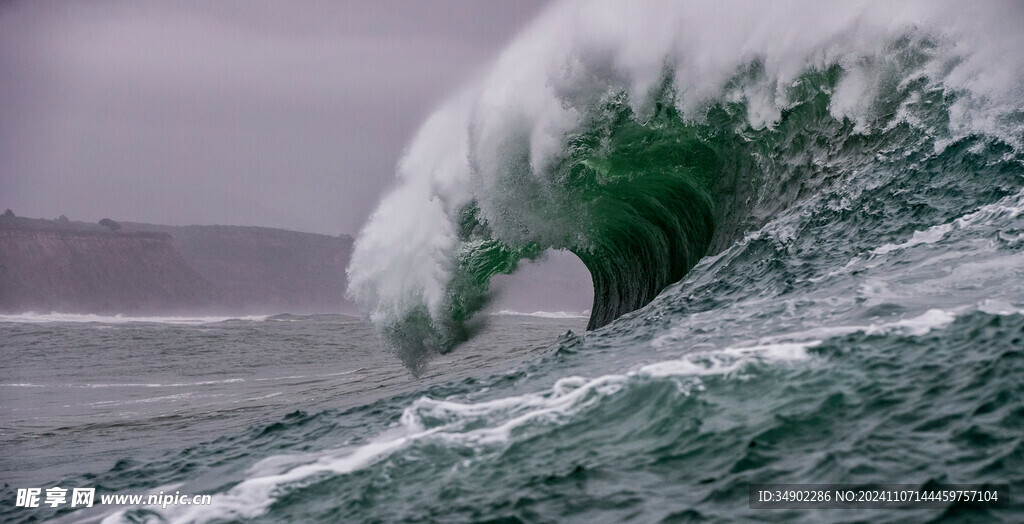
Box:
[3,232,1023,522]
[0,314,589,522]
[5,0,1024,522]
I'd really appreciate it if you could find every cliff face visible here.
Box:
[125,224,354,314]
[0,217,355,315]
[0,225,216,314]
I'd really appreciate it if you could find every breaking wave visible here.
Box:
[347,0,1024,369]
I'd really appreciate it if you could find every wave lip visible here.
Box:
[347,0,1024,366]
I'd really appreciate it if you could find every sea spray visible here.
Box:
[348,0,1024,367]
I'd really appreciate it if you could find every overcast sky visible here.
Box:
[0,0,550,235]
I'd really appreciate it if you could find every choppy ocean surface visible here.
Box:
[3,199,1024,522]
[1,314,591,522]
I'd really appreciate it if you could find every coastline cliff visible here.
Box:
[0,218,216,313]
[0,216,355,315]
[124,223,354,314]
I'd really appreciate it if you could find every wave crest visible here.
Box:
[347,0,1024,369]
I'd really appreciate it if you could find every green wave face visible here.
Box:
[549,93,721,330]
[374,87,725,368]
[429,85,748,352]
[352,14,1024,371]
[376,66,852,370]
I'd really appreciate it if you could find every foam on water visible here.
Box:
[491,310,590,319]
[105,338,817,523]
[872,188,1024,256]
[0,312,269,325]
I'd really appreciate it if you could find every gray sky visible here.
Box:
[0,0,550,236]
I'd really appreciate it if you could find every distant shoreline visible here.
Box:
[0,215,356,316]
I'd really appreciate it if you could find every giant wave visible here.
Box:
[347,0,1024,370]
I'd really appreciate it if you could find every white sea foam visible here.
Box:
[639,342,815,378]
[114,339,808,523]
[651,308,963,352]
[0,379,247,389]
[872,188,1024,256]
[976,299,1024,316]
[0,312,268,325]
[491,310,590,319]
[866,309,958,337]
[777,309,959,342]
[872,224,956,256]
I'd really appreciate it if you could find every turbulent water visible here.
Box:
[347,0,1024,371]
[5,0,1024,522]
[0,314,588,522]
